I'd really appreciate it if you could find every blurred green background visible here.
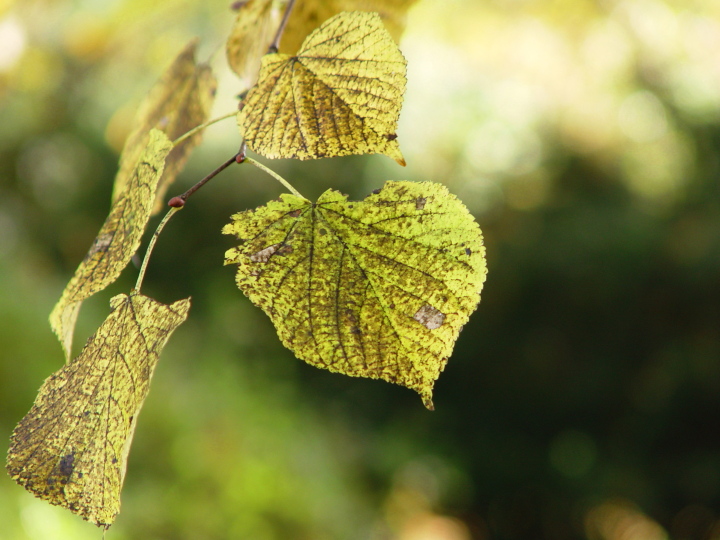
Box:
[2,0,720,538]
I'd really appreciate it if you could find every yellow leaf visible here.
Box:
[281,0,419,55]
[50,129,172,360]
[8,293,191,528]
[240,11,407,165]
[226,0,277,84]
[223,181,487,408]
[112,39,217,213]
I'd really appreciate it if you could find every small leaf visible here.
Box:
[112,39,217,213]
[50,129,172,360]
[240,11,407,165]
[226,0,277,84]
[281,0,419,55]
[8,293,191,527]
[223,181,487,408]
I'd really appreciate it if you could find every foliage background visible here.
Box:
[1,0,720,538]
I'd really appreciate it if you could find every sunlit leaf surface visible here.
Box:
[226,0,277,84]
[50,130,173,360]
[281,0,419,54]
[112,39,217,213]
[240,11,407,165]
[8,293,191,527]
[224,181,487,408]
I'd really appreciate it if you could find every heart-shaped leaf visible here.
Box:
[240,11,407,165]
[223,181,487,408]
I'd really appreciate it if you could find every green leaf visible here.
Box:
[49,129,173,360]
[8,293,191,528]
[240,10,407,165]
[223,181,487,408]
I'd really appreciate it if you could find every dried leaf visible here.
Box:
[226,0,277,84]
[223,181,487,408]
[8,293,191,527]
[281,0,419,55]
[50,129,172,360]
[112,39,217,213]
[240,11,407,165]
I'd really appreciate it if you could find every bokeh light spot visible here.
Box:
[0,15,25,71]
[618,91,668,143]
[585,498,669,540]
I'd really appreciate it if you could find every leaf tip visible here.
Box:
[49,299,81,362]
[422,394,435,411]
[386,143,406,167]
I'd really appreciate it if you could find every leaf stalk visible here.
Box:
[134,206,182,293]
[245,157,305,199]
[172,111,238,147]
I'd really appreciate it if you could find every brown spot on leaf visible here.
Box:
[465,248,472,255]
[415,197,427,210]
[249,243,279,262]
[413,304,445,330]
[59,452,75,478]
[288,209,302,218]
[85,233,113,260]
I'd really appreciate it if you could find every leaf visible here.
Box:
[223,181,487,408]
[112,39,217,214]
[226,0,277,84]
[240,11,407,165]
[281,0,419,55]
[8,293,191,528]
[50,129,173,360]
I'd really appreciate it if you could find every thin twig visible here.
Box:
[134,206,182,293]
[172,111,238,147]
[268,0,297,53]
[245,157,305,199]
[172,154,239,205]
